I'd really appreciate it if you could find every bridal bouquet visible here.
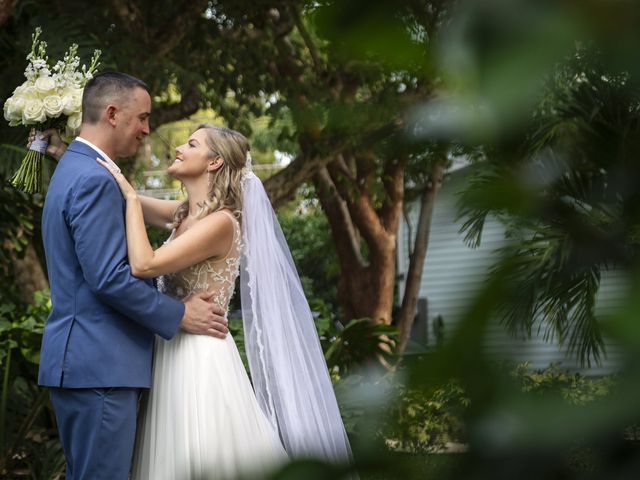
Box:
[3,28,100,193]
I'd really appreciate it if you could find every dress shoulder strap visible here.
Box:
[217,209,238,224]
[216,209,241,260]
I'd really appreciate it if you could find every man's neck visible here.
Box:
[77,126,116,160]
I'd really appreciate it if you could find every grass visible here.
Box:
[360,452,460,480]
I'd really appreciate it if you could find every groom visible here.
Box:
[38,72,228,479]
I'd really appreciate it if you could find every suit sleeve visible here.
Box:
[67,171,183,339]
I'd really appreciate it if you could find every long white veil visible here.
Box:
[239,171,353,464]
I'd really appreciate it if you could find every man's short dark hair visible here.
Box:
[81,72,149,124]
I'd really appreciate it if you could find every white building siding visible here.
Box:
[398,168,625,375]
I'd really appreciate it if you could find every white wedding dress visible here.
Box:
[131,211,288,480]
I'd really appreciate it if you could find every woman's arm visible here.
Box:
[125,199,234,277]
[138,195,182,229]
[37,130,178,229]
[97,159,234,278]
[34,129,179,229]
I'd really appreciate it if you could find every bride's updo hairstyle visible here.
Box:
[172,124,249,228]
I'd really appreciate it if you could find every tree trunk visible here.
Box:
[313,154,403,326]
[12,243,48,304]
[396,162,446,354]
[0,0,16,26]
[337,248,397,325]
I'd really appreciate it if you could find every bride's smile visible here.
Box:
[167,128,223,183]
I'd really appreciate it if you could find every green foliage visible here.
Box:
[385,380,469,453]
[1,375,62,480]
[418,5,640,474]
[0,180,40,304]
[0,290,49,368]
[358,452,458,480]
[324,319,397,376]
[277,202,339,314]
[146,224,173,250]
[513,362,614,407]
[379,363,614,456]
[456,45,640,366]
[0,290,58,478]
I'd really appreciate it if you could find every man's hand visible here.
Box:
[181,291,229,338]
[28,128,67,161]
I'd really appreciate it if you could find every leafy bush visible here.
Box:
[0,289,63,479]
[377,363,616,455]
[0,290,49,368]
[323,319,397,377]
[146,224,173,250]
[384,380,470,453]
[277,204,340,315]
[513,362,614,406]
[0,180,40,305]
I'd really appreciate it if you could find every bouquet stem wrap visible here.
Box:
[11,130,48,194]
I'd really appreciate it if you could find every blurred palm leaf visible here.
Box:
[0,144,27,179]
[457,46,640,366]
[324,318,398,374]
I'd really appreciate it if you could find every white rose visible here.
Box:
[13,81,34,96]
[15,84,37,99]
[43,95,64,117]
[4,95,26,125]
[3,98,16,124]
[61,87,83,116]
[34,76,57,97]
[22,98,47,125]
[66,112,82,136]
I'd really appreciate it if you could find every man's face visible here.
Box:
[113,87,151,157]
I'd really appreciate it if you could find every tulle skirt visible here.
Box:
[131,332,288,480]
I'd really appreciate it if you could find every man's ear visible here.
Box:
[106,105,117,127]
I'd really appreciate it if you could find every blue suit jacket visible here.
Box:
[38,140,184,388]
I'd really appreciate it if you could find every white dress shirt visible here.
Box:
[75,136,121,173]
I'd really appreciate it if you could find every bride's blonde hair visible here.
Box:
[172,124,249,228]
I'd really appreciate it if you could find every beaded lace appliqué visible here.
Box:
[157,215,242,311]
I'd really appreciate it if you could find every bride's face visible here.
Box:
[168,128,220,180]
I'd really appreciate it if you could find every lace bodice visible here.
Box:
[158,211,242,312]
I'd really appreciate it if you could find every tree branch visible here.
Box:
[288,2,323,76]
[109,0,147,41]
[327,160,389,258]
[151,1,211,57]
[313,166,364,267]
[397,161,445,354]
[150,86,202,130]
[264,119,404,207]
[379,158,405,233]
[263,152,331,208]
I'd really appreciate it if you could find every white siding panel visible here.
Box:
[398,168,624,375]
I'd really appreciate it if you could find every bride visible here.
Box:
[91,124,354,479]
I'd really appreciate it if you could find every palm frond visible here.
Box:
[488,220,605,366]
[0,144,28,179]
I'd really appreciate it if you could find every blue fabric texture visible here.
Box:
[50,387,140,480]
